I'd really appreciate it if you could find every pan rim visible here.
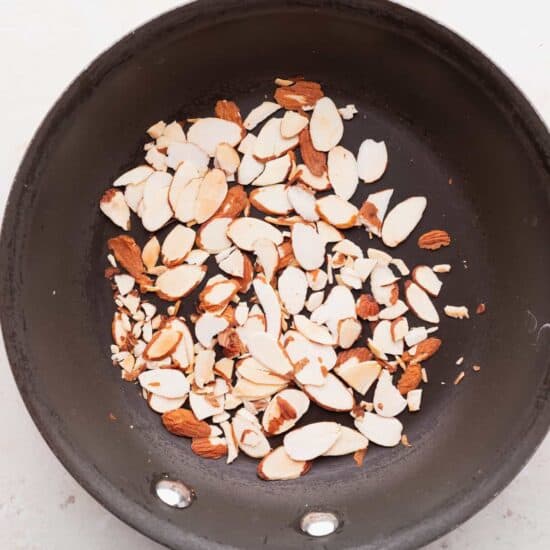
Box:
[1,0,549,548]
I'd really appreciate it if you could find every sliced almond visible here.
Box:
[143,329,182,360]
[323,426,368,456]
[316,220,343,243]
[194,169,228,224]
[444,305,470,319]
[405,281,440,324]
[237,133,257,154]
[433,264,451,274]
[215,143,240,176]
[278,266,308,315]
[390,317,408,342]
[310,285,356,335]
[214,357,235,380]
[367,248,392,266]
[173,176,202,223]
[250,185,291,215]
[381,196,427,248]
[284,421,341,460]
[306,269,328,291]
[316,195,358,228]
[113,165,154,187]
[281,111,309,138]
[243,101,281,130]
[291,223,325,271]
[123,181,145,213]
[232,408,271,458]
[296,164,331,191]
[286,184,318,222]
[354,412,403,447]
[114,274,135,296]
[335,359,381,395]
[262,389,310,435]
[155,264,207,301]
[373,370,407,417]
[237,357,288,386]
[305,290,324,313]
[196,217,232,253]
[253,118,299,161]
[391,258,410,276]
[220,421,239,463]
[157,121,186,148]
[252,277,282,338]
[253,238,279,282]
[404,326,428,347]
[370,265,399,307]
[304,373,354,411]
[227,217,283,251]
[233,377,287,400]
[166,318,194,369]
[309,97,343,152]
[161,225,195,267]
[294,314,335,345]
[194,313,229,348]
[378,300,409,320]
[274,80,324,110]
[168,161,203,210]
[407,389,423,412]
[194,349,216,388]
[283,329,336,377]
[218,248,245,278]
[338,104,358,120]
[357,139,388,183]
[166,142,209,172]
[252,154,292,186]
[373,319,404,356]
[145,146,168,171]
[189,391,224,420]
[148,394,187,414]
[339,267,363,290]
[353,258,377,283]
[412,265,443,297]
[358,189,393,236]
[327,146,358,200]
[246,332,294,377]
[187,118,242,156]
[258,446,311,481]
[238,153,265,185]
[199,279,240,312]
[138,369,189,399]
[100,189,131,230]
[332,239,362,258]
[337,318,362,349]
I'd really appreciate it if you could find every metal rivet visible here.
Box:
[155,478,195,509]
[300,511,339,537]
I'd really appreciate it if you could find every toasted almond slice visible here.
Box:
[189,392,224,420]
[194,349,215,388]
[173,176,202,223]
[237,133,257,154]
[359,189,394,236]
[335,359,381,395]
[280,111,309,138]
[327,146,358,200]
[287,184,318,222]
[250,185,291,215]
[160,225,195,267]
[187,118,242,156]
[373,319,404,355]
[166,142,209,172]
[323,426,368,456]
[246,332,294,377]
[261,389,310,435]
[243,101,281,130]
[168,161,203,211]
[284,422,341,460]
[237,357,288,386]
[373,370,407,417]
[166,318,194,368]
[338,104,358,120]
[253,238,279,283]
[114,274,135,296]
[355,412,402,447]
[196,217,232,253]
[382,196,427,247]
[227,217,283,251]
[278,266,308,315]
[114,165,154,188]
[138,369,189,399]
[404,326,428,347]
[304,373,354,412]
[253,118,299,161]
[412,265,443,297]
[253,277,282,338]
[233,377,287,400]
[148,394,187,414]
[379,300,409,320]
[309,97,343,152]
[238,152,265,186]
[306,269,328,291]
[296,164,331,191]
[140,171,173,231]
[258,446,311,480]
[219,421,239,463]
[218,248,245,278]
[316,195,358,228]
[155,264,206,301]
[294,314,335,345]
[390,317,408,342]
[357,139,388,183]
[444,305,470,319]
[316,220,344,243]
[194,169,228,224]
[252,154,292,186]
[283,329,336,372]
[143,329,182,360]
[407,389,423,412]
[290,223,325,271]
[232,409,270,458]
[100,189,131,230]
[214,143,240,177]
[405,281,440,324]
[195,313,229,348]
[200,279,240,312]
[337,318,362,349]
[306,290,324,312]
[123,180,145,213]
[333,239,363,258]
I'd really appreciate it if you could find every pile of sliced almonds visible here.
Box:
[101,77,469,481]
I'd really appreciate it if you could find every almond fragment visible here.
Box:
[278,266,308,315]
[335,359,380,395]
[253,118,298,161]
[215,143,240,176]
[372,320,404,356]
[213,184,248,219]
[405,281,440,324]
[382,197,427,248]
[253,238,279,283]
[217,327,246,358]
[281,111,309,138]
[274,80,323,110]
[304,373,354,412]
[323,426,368,456]
[108,235,153,290]
[337,318,362,349]
[194,169,228,224]
[143,329,182,360]
[262,389,310,435]
[161,225,195,267]
[162,408,213,438]
[140,171,173,232]
[189,391,224,420]
[299,127,327,177]
[243,101,281,130]
[357,139,388,183]
[168,161,203,211]
[379,300,409,321]
[444,305,470,319]
[390,317,408,342]
[356,294,380,320]
[155,264,207,301]
[418,230,451,250]
[316,195,358,228]
[294,314,335,345]
[173,176,202,223]
[246,332,294,377]
[218,248,245,278]
[412,265,443,297]
[283,422,341,460]
[187,118,242,156]
[258,446,311,481]
[338,104,358,120]
[194,313,229,348]
[402,337,441,363]
[253,276,282,339]
[227,217,283,251]
[309,97,343,152]
[196,217,232,253]
[250,185,291,215]
[397,364,422,395]
[327,146,358,200]
[296,164,331,191]
[191,436,228,459]
[113,165,154,187]
[252,153,293,187]
[215,100,243,126]
[100,189,131,230]
[355,412,403,447]
[287,184,319,222]
[138,369,190,399]
[306,291,324,312]
[433,263,451,273]
[166,142,209,172]
[148,394,187,414]
[238,153,265,185]
[407,389,423,412]
[476,303,486,315]
[291,222,325,270]
[232,408,271,458]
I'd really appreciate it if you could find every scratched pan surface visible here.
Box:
[1,1,550,548]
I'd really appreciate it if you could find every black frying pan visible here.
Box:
[1,1,550,548]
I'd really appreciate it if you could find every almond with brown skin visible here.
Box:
[359,200,381,233]
[235,253,254,293]
[274,80,324,110]
[299,127,327,177]
[356,294,380,320]
[215,99,243,127]
[213,184,248,219]
[397,364,422,395]
[476,303,486,315]
[336,347,373,366]
[108,235,153,290]
[418,230,451,250]
[162,409,212,438]
[191,437,228,459]
[402,337,442,363]
[276,241,297,271]
[217,327,246,358]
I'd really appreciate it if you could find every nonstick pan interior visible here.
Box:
[1,1,550,549]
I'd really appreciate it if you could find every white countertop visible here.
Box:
[0,1,548,548]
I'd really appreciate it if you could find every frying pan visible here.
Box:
[1,0,550,548]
